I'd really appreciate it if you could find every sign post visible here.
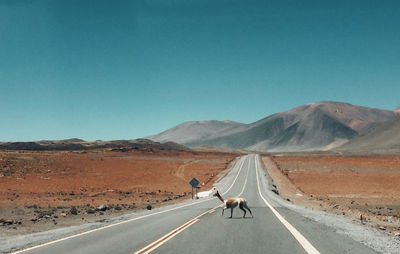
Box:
[189,177,200,199]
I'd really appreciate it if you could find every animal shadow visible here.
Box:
[225,216,254,219]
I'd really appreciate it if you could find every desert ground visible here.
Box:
[0,149,237,237]
[2,147,400,241]
[262,155,400,236]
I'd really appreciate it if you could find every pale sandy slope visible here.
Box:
[335,118,400,154]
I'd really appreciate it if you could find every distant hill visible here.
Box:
[147,120,245,144]
[0,138,190,152]
[335,118,400,154]
[148,101,398,152]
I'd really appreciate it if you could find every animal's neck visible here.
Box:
[215,193,224,203]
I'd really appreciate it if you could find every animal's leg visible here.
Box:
[244,203,253,218]
[222,207,225,216]
[239,203,246,218]
[230,207,233,218]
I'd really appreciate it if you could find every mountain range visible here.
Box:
[148,101,400,152]
[0,138,189,152]
[2,101,399,154]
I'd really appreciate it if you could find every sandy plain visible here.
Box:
[3,148,399,240]
[263,155,400,236]
[0,149,237,236]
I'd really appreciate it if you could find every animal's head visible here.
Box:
[213,190,219,197]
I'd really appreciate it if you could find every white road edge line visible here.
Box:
[237,156,251,196]
[254,155,321,254]
[221,156,246,196]
[10,156,248,254]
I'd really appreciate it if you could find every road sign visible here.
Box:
[189,177,199,188]
[189,177,200,199]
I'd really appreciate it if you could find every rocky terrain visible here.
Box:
[0,148,237,237]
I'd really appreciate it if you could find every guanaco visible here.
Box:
[213,190,253,218]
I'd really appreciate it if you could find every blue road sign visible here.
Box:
[189,177,199,188]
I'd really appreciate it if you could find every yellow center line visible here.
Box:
[134,205,220,254]
[136,219,199,254]
[134,155,252,254]
[11,156,248,254]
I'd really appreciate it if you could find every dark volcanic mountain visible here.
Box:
[148,101,398,152]
[0,138,190,152]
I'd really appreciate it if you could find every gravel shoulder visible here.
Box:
[260,155,400,254]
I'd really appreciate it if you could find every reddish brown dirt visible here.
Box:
[0,149,237,236]
[263,155,400,236]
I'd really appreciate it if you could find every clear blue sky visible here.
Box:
[1,0,399,141]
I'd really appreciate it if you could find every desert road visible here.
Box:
[10,155,377,254]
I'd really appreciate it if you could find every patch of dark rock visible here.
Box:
[70,206,78,215]
[96,205,107,211]
[0,218,14,225]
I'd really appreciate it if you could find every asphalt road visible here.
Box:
[11,155,377,254]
